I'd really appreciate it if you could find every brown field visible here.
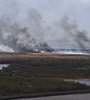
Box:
[0,53,90,62]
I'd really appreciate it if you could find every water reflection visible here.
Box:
[0,64,9,70]
[64,79,90,86]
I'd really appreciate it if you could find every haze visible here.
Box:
[0,0,90,52]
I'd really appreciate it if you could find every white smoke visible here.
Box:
[0,0,90,52]
[0,44,14,52]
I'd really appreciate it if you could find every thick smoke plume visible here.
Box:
[0,0,90,52]
[0,7,52,52]
[59,16,89,49]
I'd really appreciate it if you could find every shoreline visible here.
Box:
[51,77,90,81]
[64,78,90,80]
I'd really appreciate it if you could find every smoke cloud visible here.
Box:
[0,0,90,52]
[59,16,89,49]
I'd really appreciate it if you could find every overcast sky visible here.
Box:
[0,0,90,49]
[0,0,90,32]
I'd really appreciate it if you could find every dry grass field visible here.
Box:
[0,53,90,63]
[0,52,90,65]
[0,53,90,60]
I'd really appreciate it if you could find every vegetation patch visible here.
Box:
[0,76,89,99]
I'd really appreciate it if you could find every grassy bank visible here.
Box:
[0,76,90,99]
[0,90,90,100]
[1,57,90,78]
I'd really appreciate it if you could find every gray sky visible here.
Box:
[0,0,90,31]
[0,0,90,49]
